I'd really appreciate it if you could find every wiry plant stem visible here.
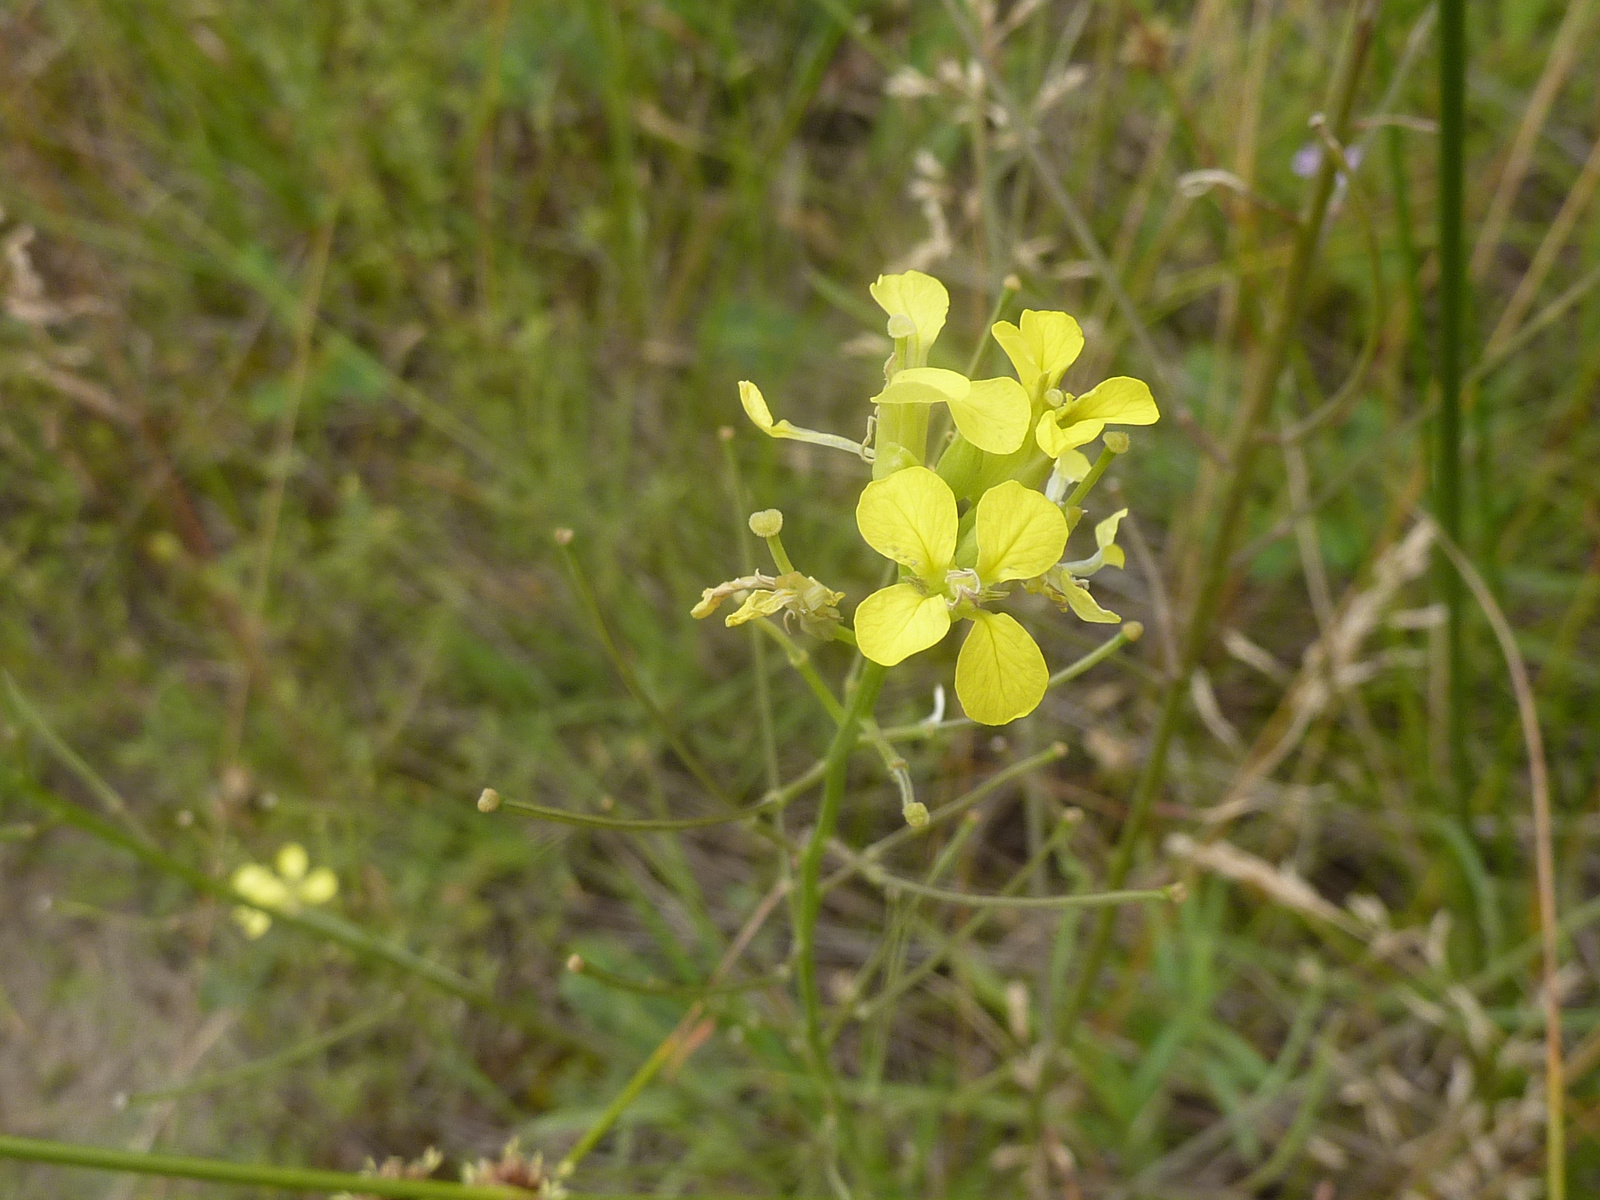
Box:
[796,658,885,1176]
[1437,0,1470,815]
[1056,0,1380,1043]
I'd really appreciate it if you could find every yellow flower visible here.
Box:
[1035,376,1160,486]
[231,842,339,939]
[991,309,1085,399]
[870,368,1031,456]
[869,270,949,366]
[853,467,1067,725]
[738,380,869,457]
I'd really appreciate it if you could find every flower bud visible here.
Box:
[1122,620,1144,642]
[748,509,784,538]
[902,801,929,829]
[1104,431,1130,454]
[477,787,502,812]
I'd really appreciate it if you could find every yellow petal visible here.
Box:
[975,480,1068,583]
[1059,576,1120,623]
[298,867,339,906]
[955,610,1049,725]
[947,376,1031,455]
[1035,408,1104,458]
[231,863,291,910]
[871,366,970,406]
[1062,376,1159,426]
[855,466,957,578]
[275,842,309,882]
[724,589,791,627]
[870,271,949,361]
[1095,508,1128,570]
[855,583,951,666]
[1053,448,1093,484]
[739,380,774,432]
[233,907,273,939]
[992,310,1084,393]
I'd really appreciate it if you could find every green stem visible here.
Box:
[0,1134,531,1199]
[555,536,732,807]
[795,658,886,1159]
[1056,0,1380,1044]
[1437,0,1470,820]
[1063,443,1124,508]
[567,957,787,1000]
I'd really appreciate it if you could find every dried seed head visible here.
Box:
[553,527,574,546]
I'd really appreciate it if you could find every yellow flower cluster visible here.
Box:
[717,269,1159,726]
[230,842,338,939]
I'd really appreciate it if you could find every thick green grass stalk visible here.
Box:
[1056,0,1380,1042]
[1437,0,1469,814]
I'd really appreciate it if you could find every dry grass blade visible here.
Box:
[1425,516,1564,1200]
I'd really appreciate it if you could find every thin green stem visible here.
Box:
[1063,443,1125,509]
[0,1134,531,1199]
[554,535,732,807]
[1437,0,1469,816]
[796,658,886,1167]
[849,854,1177,910]
[124,999,403,1105]
[567,956,787,1000]
[493,786,801,832]
[1056,0,1380,1045]
[878,624,1142,741]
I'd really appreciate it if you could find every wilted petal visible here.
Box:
[738,380,867,455]
[856,583,952,666]
[855,466,958,579]
[725,589,792,627]
[1059,575,1121,623]
[1095,508,1128,569]
[955,610,1049,725]
[975,480,1068,583]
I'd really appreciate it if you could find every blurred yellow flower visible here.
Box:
[231,842,338,939]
